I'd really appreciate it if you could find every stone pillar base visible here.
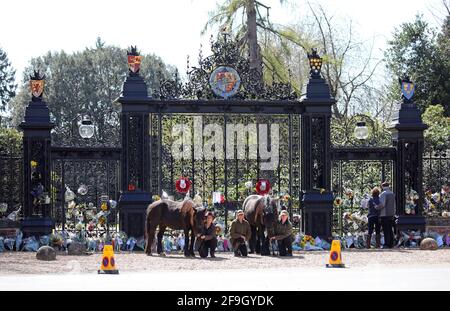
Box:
[21,217,55,237]
[302,191,334,240]
[395,215,426,233]
[119,191,152,238]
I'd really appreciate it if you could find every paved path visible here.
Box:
[1,265,449,291]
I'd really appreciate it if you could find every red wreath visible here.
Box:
[176,177,192,194]
[255,179,271,195]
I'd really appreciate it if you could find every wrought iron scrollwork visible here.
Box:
[311,117,326,189]
[127,115,144,190]
[156,35,298,101]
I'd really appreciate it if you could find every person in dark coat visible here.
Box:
[270,210,293,256]
[377,182,396,248]
[197,211,217,258]
[230,210,252,257]
[367,187,381,248]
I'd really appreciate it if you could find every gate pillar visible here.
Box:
[300,49,335,239]
[390,77,428,232]
[19,71,55,237]
[117,47,151,238]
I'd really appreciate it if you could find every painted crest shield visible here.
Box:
[30,80,44,98]
[401,81,415,100]
[209,66,241,99]
[128,55,142,73]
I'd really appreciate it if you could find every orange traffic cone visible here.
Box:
[98,245,119,274]
[326,240,345,268]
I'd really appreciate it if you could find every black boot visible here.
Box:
[366,234,372,249]
[375,234,381,248]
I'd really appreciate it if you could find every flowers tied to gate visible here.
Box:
[344,188,354,200]
[405,189,419,215]
[334,197,343,207]
[281,193,290,203]
[342,211,368,234]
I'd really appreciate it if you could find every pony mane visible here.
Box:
[264,195,271,213]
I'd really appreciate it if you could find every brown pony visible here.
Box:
[144,198,206,257]
[243,195,281,255]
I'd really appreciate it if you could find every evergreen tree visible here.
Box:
[0,47,17,112]
[384,14,450,115]
[9,39,174,146]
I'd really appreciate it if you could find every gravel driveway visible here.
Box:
[1,248,449,275]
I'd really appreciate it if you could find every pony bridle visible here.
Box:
[262,196,281,222]
[264,196,271,214]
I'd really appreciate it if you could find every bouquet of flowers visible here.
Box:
[22,236,39,252]
[300,235,315,248]
[86,237,97,252]
[342,211,368,234]
[396,230,422,248]
[405,189,419,215]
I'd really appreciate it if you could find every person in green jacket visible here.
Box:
[270,210,293,256]
[230,210,252,257]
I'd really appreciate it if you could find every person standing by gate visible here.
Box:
[378,182,396,248]
[197,212,218,258]
[367,187,381,248]
[270,210,293,256]
[230,210,251,257]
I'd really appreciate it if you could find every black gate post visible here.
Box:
[19,71,55,237]
[390,77,428,232]
[117,47,151,239]
[300,49,335,240]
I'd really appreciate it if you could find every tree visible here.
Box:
[0,47,17,124]
[435,11,450,116]
[204,2,383,119]
[9,39,175,146]
[422,104,450,151]
[384,14,450,115]
[203,0,302,81]
[304,3,383,120]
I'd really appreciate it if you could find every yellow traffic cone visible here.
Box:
[98,245,119,274]
[326,240,345,268]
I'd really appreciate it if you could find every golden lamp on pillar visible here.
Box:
[255,179,271,196]
[127,46,142,75]
[176,177,192,194]
[307,48,323,78]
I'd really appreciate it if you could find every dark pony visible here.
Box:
[144,198,206,257]
[243,194,281,255]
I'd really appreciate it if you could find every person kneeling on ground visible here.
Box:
[270,210,293,256]
[230,210,251,257]
[197,211,218,258]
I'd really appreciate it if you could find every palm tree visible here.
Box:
[203,0,305,83]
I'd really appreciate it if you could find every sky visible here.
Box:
[0,0,446,84]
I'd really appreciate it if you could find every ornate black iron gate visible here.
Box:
[50,147,121,235]
[18,37,429,241]
[147,113,303,231]
[118,40,336,239]
[330,148,396,235]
